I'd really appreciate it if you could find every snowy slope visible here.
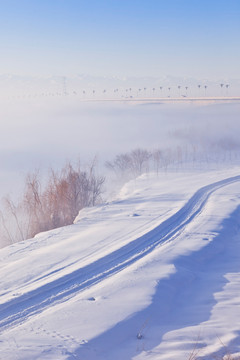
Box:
[0,168,240,360]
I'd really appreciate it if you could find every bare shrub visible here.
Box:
[0,159,105,244]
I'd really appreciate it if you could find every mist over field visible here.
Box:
[0,98,240,198]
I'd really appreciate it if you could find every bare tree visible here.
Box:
[152,149,162,175]
[106,153,132,177]
[178,85,181,97]
[4,196,26,241]
[204,85,207,96]
[220,83,224,96]
[226,84,230,96]
[129,149,151,176]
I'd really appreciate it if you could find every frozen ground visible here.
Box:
[0,167,240,360]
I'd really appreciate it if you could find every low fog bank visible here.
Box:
[0,98,240,248]
[0,98,240,198]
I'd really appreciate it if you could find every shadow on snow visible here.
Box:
[70,205,240,360]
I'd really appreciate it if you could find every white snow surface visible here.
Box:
[0,168,240,360]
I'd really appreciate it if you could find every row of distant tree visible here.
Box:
[106,141,240,178]
[4,83,232,100]
[79,83,230,97]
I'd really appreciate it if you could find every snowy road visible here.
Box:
[1,175,240,330]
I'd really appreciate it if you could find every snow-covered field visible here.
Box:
[0,167,240,360]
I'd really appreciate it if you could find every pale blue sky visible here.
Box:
[0,0,240,79]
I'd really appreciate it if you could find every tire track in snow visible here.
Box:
[0,175,240,331]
